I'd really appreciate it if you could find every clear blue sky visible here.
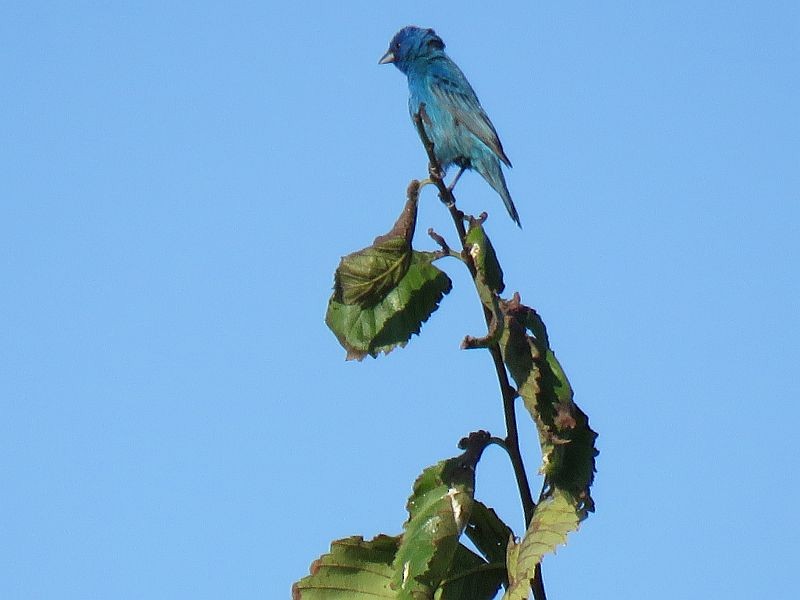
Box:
[2,2,798,599]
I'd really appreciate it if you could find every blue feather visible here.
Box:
[380,26,520,226]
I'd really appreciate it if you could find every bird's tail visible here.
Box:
[476,156,521,227]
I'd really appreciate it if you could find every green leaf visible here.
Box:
[292,535,505,600]
[436,543,504,600]
[333,183,419,307]
[292,535,400,599]
[499,295,598,519]
[326,181,454,359]
[464,501,514,570]
[502,490,580,600]
[465,219,504,293]
[334,235,412,306]
[541,350,598,514]
[391,432,491,599]
[327,251,452,360]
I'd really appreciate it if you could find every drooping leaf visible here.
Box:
[499,294,598,519]
[391,431,491,599]
[465,219,504,294]
[292,535,400,599]
[327,251,452,360]
[333,185,419,307]
[436,543,504,600]
[502,490,580,600]
[326,181,453,360]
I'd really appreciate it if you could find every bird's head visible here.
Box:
[379,26,445,73]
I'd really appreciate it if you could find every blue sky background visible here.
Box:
[2,2,798,599]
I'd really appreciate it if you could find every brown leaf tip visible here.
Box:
[504,292,523,314]
[309,558,321,576]
[554,402,577,430]
[406,179,421,199]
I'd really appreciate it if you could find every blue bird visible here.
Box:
[380,26,520,226]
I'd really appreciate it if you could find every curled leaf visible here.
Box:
[327,182,452,359]
[499,294,598,519]
[333,182,420,307]
[465,218,504,294]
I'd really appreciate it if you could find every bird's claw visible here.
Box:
[428,164,445,181]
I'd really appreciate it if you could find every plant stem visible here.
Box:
[413,109,547,600]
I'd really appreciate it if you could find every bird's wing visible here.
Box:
[428,62,512,167]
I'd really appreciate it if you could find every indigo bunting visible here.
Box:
[380,26,520,226]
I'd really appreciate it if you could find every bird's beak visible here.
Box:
[378,49,395,65]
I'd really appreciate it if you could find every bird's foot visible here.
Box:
[428,163,445,182]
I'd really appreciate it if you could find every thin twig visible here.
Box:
[412,107,546,600]
[427,227,452,255]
